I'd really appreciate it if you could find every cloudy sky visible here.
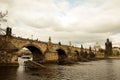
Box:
[0,0,120,48]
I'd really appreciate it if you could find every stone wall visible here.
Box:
[0,51,18,63]
[44,52,58,62]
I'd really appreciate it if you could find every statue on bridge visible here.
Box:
[47,36,52,50]
[80,45,89,62]
[88,46,96,59]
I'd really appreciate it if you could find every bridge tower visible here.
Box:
[5,27,12,42]
[105,38,113,56]
[6,27,12,36]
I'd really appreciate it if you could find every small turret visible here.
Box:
[47,36,52,50]
[5,27,12,42]
[89,46,91,52]
[6,27,12,36]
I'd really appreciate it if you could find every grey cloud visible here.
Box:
[0,0,120,48]
[87,22,120,34]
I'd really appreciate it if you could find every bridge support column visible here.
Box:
[0,51,19,67]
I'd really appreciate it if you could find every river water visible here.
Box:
[0,59,120,80]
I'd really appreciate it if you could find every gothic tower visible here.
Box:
[105,38,112,56]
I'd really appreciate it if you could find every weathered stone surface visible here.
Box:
[0,27,102,65]
[0,42,18,52]
[0,51,18,63]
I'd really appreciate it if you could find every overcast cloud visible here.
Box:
[0,0,120,48]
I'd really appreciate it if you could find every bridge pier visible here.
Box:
[0,51,19,67]
[0,29,19,67]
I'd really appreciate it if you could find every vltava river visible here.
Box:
[0,59,120,80]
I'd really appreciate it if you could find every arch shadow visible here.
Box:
[74,50,80,60]
[23,45,44,63]
[56,49,68,64]
[75,50,79,56]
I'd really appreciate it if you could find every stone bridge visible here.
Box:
[0,27,87,64]
[10,36,81,62]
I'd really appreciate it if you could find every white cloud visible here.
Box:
[0,0,120,48]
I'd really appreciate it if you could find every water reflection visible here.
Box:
[0,59,120,80]
[0,67,18,80]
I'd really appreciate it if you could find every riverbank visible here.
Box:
[95,56,120,60]
[0,63,19,67]
[1,56,120,67]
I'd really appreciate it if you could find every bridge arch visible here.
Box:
[56,48,68,63]
[75,50,79,56]
[22,44,44,63]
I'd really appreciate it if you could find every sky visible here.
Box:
[0,0,120,49]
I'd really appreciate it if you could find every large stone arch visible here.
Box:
[22,44,44,63]
[56,48,68,63]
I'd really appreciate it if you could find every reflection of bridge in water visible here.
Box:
[0,27,96,65]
